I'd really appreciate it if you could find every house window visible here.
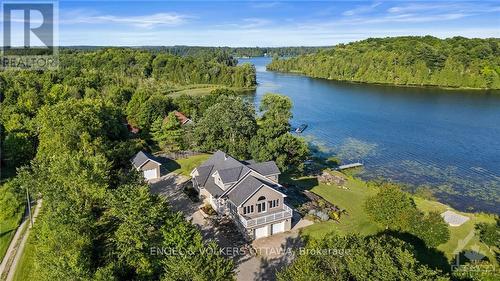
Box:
[257,196,267,213]
[257,202,266,213]
[243,205,254,215]
[268,199,279,208]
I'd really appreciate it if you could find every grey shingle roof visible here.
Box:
[204,179,225,197]
[218,166,245,183]
[131,151,157,168]
[194,165,214,187]
[194,150,280,202]
[226,176,265,206]
[248,161,280,176]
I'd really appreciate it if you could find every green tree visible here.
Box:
[193,96,256,159]
[410,211,450,248]
[364,183,419,230]
[0,181,23,222]
[365,184,450,247]
[250,93,309,171]
[278,233,449,281]
[475,221,500,248]
[151,112,183,152]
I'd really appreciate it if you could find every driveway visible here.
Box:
[236,213,313,281]
[149,173,200,216]
[150,172,314,281]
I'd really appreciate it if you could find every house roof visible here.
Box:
[227,175,266,206]
[163,111,193,126]
[131,151,161,169]
[218,166,245,183]
[193,151,281,203]
[247,161,280,176]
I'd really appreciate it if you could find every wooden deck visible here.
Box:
[336,163,363,170]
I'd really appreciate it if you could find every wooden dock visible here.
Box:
[336,162,363,170]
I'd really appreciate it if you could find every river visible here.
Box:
[240,57,500,214]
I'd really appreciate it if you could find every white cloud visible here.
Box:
[58,26,500,47]
[388,2,500,14]
[342,2,382,16]
[61,11,191,28]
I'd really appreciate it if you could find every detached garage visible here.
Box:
[131,151,162,180]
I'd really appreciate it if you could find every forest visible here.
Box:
[0,48,309,280]
[64,46,327,59]
[267,36,500,89]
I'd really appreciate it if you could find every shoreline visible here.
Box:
[266,68,500,92]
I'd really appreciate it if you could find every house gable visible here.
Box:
[224,171,286,208]
[140,160,160,171]
[131,151,161,170]
[239,184,285,208]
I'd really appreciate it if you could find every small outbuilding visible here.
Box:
[131,151,161,180]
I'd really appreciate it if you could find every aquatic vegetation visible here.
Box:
[335,138,378,162]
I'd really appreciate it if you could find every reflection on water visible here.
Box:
[241,57,500,213]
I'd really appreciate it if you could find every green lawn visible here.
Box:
[300,172,381,238]
[12,230,36,281]
[414,197,497,262]
[298,171,497,265]
[168,84,254,97]
[163,154,211,176]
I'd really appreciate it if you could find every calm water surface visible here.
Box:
[240,57,500,213]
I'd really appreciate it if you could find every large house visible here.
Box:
[191,151,293,239]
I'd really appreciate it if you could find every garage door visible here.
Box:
[272,221,285,234]
[254,226,269,239]
[143,169,157,180]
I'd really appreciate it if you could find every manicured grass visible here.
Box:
[12,231,36,281]
[298,171,497,264]
[170,86,218,97]
[164,154,211,176]
[414,197,497,262]
[168,84,254,97]
[300,172,381,238]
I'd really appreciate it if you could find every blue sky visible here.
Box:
[6,1,500,46]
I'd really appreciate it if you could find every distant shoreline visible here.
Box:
[266,68,500,92]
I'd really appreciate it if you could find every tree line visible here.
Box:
[0,48,256,172]
[63,46,327,58]
[267,36,500,89]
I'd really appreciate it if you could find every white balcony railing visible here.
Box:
[238,204,293,228]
